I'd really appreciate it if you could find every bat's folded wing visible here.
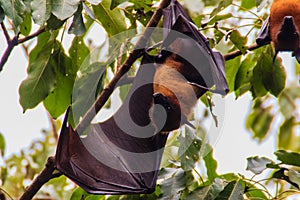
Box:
[56,59,168,194]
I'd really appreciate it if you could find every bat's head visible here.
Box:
[275,16,299,51]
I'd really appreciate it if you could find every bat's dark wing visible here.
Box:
[55,56,168,194]
[256,17,272,46]
[161,0,229,95]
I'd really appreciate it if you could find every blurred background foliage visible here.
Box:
[0,0,299,199]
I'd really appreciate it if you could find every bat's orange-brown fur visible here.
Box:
[152,44,206,132]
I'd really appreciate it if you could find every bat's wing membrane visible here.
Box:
[56,57,168,194]
[161,0,229,95]
[256,17,272,46]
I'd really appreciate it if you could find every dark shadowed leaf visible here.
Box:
[0,0,26,33]
[46,14,66,30]
[215,180,244,200]
[31,0,51,25]
[246,156,273,175]
[68,4,86,36]
[43,50,76,118]
[186,179,224,200]
[0,6,4,23]
[275,150,300,167]
[159,168,186,200]
[52,0,80,20]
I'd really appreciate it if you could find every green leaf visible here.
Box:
[275,150,300,167]
[20,12,31,36]
[215,180,244,200]
[241,0,256,10]
[44,50,76,118]
[31,0,51,25]
[51,0,80,20]
[46,14,66,30]
[207,14,232,26]
[234,56,255,92]
[278,86,300,119]
[159,169,186,200]
[246,102,274,142]
[246,156,273,175]
[0,0,26,33]
[251,49,286,97]
[278,117,295,149]
[229,30,247,54]
[272,168,299,188]
[93,0,127,36]
[186,179,224,200]
[178,128,202,171]
[0,132,6,156]
[225,57,241,92]
[19,42,57,111]
[69,37,90,71]
[110,0,127,10]
[210,0,233,17]
[68,4,86,36]
[71,62,106,126]
[203,146,218,183]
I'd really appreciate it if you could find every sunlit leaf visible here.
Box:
[31,0,51,25]
[0,132,6,156]
[225,57,241,91]
[246,156,273,175]
[278,117,295,149]
[69,37,90,71]
[203,145,218,183]
[229,30,247,54]
[210,0,233,17]
[241,0,256,10]
[93,0,127,36]
[19,42,57,111]
[52,0,80,20]
[0,0,26,33]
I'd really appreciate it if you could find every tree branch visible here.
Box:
[75,0,172,133]
[0,27,45,72]
[224,43,263,61]
[19,157,58,200]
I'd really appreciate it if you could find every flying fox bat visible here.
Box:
[55,0,228,195]
[256,0,300,63]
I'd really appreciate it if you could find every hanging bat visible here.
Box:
[55,0,228,195]
[256,0,300,63]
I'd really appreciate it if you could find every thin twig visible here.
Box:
[224,43,263,61]
[19,157,58,200]
[0,22,10,42]
[0,28,45,72]
[75,0,172,133]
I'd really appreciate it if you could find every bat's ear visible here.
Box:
[256,17,272,46]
